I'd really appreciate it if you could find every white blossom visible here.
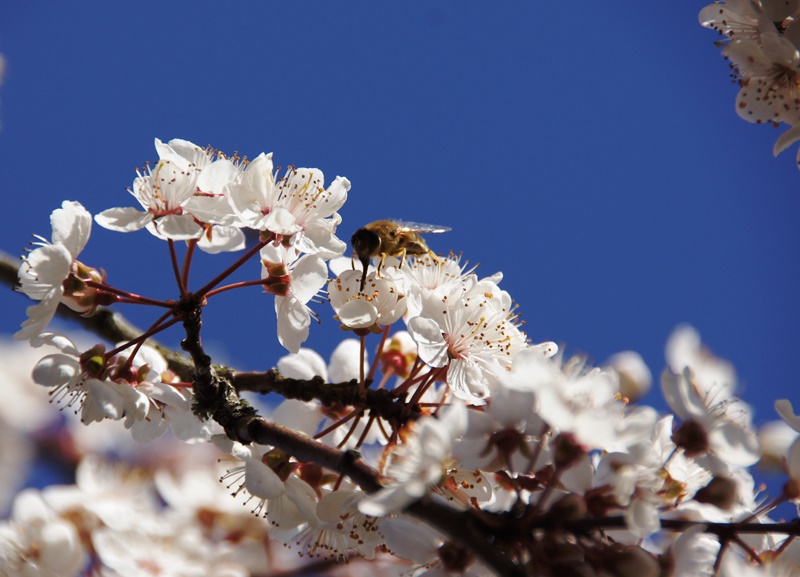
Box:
[96,138,208,240]
[227,153,349,257]
[358,402,467,517]
[329,268,407,331]
[15,201,92,341]
[407,279,526,404]
[261,244,328,353]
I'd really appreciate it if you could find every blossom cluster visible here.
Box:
[5,137,800,576]
[701,0,800,162]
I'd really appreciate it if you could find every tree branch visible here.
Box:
[232,370,421,428]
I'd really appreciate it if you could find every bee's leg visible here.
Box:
[351,253,356,270]
[427,249,440,262]
[358,255,370,291]
[377,253,386,278]
[399,248,408,268]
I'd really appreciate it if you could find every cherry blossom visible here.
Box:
[227,152,350,257]
[662,326,761,467]
[328,268,407,331]
[15,200,94,341]
[358,402,467,517]
[406,279,526,404]
[260,244,328,353]
[0,489,85,577]
[723,32,800,125]
[96,138,209,240]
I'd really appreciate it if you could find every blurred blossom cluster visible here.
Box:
[701,0,800,162]
[3,125,800,576]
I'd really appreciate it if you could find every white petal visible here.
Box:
[32,353,80,386]
[50,201,92,257]
[294,221,346,259]
[290,255,328,303]
[329,339,367,383]
[448,358,490,404]
[39,520,84,574]
[378,517,440,563]
[271,399,322,437]
[660,369,697,421]
[358,481,424,517]
[283,474,319,523]
[407,316,449,368]
[152,214,203,240]
[774,124,800,156]
[229,153,273,217]
[81,380,126,423]
[18,244,72,298]
[776,399,800,432]
[625,497,661,538]
[15,289,62,341]
[164,403,212,443]
[276,295,311,354]
[788,437,800,481]
[531,341,558,358]
[438,400,468,437]
[337,300,377,329]
[197,157,236,194]
[184,195,234,224]
[244,458,285,499]
[278,349,328,381]
[130,411,170,443]
[197,225,246,254]
[708,421,761,467]
[147,382,188,409]
[161,138,204,162]
[29,332,79,355]
[95,207,152,233]
[264,206,300,235]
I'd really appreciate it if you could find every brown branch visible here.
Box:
[567,516,800,538]
[232,370,421,428]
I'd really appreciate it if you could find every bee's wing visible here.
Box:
[392,220,452,234]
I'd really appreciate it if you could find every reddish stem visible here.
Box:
[359,333,367,398]
[336,411,364,449]
[204,278,267,298]
[85,281,173,308]
[168,240,186,295]
[181,238,197,289]
[366,325,391,383]
[105,312,180,358]
[195,238,269,298]
[314,409,361,441]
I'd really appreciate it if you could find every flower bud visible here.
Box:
[553,432,587,470]
[437,542,473,573]
[62,261,116,314]
[693,477,737,510]
[607,351,652,402]
[783,478,800,501]
[79,345,109,379]
[546,494,587,522]
[672,419,709,458]
[261,260,291,296]
[602,545,660,577]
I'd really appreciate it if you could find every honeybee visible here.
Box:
[351,219,451,290]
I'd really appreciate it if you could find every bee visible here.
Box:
[351,219,451,291]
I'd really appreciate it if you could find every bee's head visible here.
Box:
[351,227,381,260]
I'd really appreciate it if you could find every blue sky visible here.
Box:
[1,2,799,435]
